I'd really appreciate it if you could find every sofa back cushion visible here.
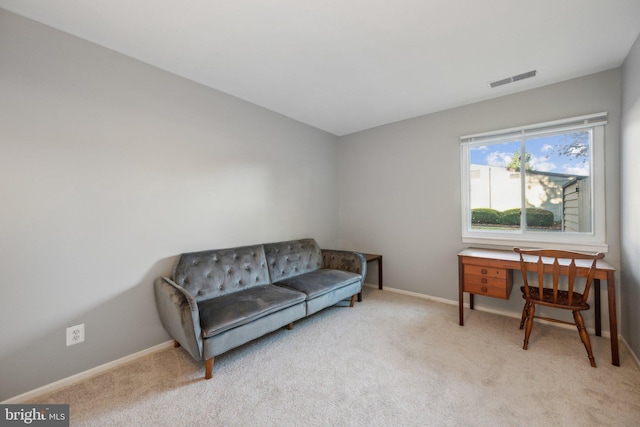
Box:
[173,244,270,302]
[264,238,323,283]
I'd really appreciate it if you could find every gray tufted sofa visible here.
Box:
[154,238,366,379]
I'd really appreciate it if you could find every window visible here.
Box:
[460,112,607,252]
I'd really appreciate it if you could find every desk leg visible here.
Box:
[607,271,620,366]
[378,256,383,290]
[458,257,464,326]
[594,279,601,337]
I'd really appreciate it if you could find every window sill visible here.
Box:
[462,235,609,253]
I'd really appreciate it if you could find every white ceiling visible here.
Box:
[2,1,640,136]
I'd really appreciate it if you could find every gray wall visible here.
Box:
[339,70,622,335]
[621,34,640,360]
[0,10,340,401]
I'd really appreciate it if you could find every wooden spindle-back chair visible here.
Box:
[513,248,605,367]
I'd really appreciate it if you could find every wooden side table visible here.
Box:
[358,253,383,302]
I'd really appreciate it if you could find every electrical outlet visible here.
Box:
[66,324,85,346]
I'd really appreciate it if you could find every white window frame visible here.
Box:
[460,112,608,253]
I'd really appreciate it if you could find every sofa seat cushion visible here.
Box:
[274,269,361,300]
[198,285,306,338]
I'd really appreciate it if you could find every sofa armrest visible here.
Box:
[321,250,367,280]
[154,277,203,361]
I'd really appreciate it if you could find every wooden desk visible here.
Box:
[458,248,619,366]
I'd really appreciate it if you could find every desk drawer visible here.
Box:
[464,264,507,279]
[463,266,513,300]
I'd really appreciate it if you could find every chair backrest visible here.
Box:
[513,248,604,305]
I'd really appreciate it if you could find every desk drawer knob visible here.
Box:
[481,278,487,284]
[481,286,488,293]
[481,269,488,274]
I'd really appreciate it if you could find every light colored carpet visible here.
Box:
[30,287,640,426]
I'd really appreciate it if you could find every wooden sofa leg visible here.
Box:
[287,323,294,330]
[174,339,180,348]
[350,295,356,307]
[205,357,214,379]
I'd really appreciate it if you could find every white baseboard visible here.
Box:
[2,340,175,404]
[621,335,640,370]
[373,284,460,307]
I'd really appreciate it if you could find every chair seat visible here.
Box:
[521,286,590,310]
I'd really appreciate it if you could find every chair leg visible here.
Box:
[523,303,535,350]
[349,294,356,307]
[573,311,597,367]
[519,301,530,330]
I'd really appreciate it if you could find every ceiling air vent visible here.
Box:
[490,70,537,88]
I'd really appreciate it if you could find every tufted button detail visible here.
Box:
[207,273,212,278]
[256,276,260,282]
[218,285,223,290]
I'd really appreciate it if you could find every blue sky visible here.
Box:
[470,132,591,176]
